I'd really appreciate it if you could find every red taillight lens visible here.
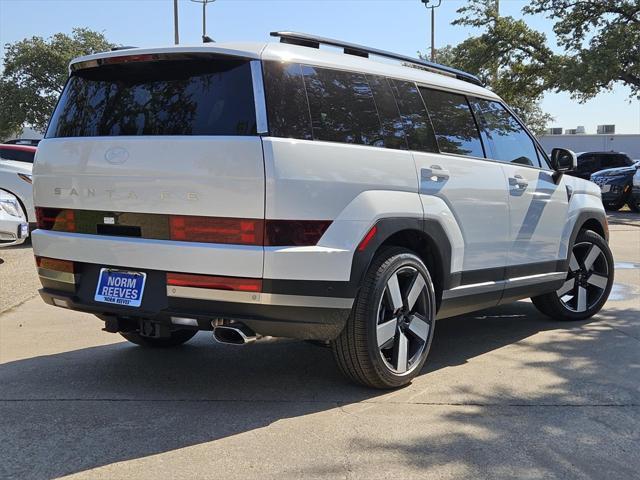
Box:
[264,220,332,246]
[169,216,264,245]
[167,273,262,292]
[35,256,75,274]
[35,207,76,232]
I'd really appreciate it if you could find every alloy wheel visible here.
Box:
[376,266,432,374]
[557,241,609,313]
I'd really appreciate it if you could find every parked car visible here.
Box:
[0,189,29,247]
[571,151,635,180]
[0,144,37,163]
[590,161,640,211]
[0,152,35,227]
[32,33,614,388]
[4,138,41,147]
[629,163,640,212]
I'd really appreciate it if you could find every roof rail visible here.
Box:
[111,45,137,51]
[270,31,483,87]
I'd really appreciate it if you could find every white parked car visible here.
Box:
[0,189,29,246]
[0,145,36,228]
[32,32,613,388]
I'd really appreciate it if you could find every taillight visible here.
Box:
[35,256,75,274]
[167,273,262,292]
[169,216,264,245]
[264,220,332,246]
[35,207,76,232]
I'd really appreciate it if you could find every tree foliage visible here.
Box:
[0,28,114,139]
[524,0,640,100]
[425,1,555,134]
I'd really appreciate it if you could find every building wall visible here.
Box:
[538,134,640,159]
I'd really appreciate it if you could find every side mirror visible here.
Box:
[550,148,577,172]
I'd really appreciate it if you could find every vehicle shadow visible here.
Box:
[1,302,638,478]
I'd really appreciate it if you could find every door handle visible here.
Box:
[422,165,450,182]
[509,174,528,190]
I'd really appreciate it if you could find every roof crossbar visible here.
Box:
[270,31,483,87]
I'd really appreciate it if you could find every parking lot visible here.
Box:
[1,212,638,479]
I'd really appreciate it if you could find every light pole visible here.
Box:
[421,0,442,63]
[173,0,179,45]
[190,0,216,43]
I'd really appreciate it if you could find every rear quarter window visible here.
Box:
[47,57,257,138]
[0,148,35,163]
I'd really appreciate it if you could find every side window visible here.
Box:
[302,65,383,146]
[0,148,34,163]
[366,75,408,150]
[389,80,438,153]
[421,88,484,158]
[262,61,313,140]
[577,155,599,173]
[469,98,538,166]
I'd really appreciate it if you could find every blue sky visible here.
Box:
[1,0,638,133]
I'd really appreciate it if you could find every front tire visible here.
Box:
[532,230,614,321]
[332,247,436,389]
[120,329,197,347]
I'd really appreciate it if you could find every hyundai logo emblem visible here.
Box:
[104,147,129,165]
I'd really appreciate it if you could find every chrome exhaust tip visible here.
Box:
[212,323,257,345]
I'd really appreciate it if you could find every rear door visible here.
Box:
[34,53,265,278]
[469,98,568,272]
[413,86,510,281]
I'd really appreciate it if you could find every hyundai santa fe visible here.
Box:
[32,32,614,388]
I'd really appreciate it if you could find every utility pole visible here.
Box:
[191,0,216,42]
[173,0,179,45]
[421,0,442,62]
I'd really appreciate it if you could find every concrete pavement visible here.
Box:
[0,213,638,479]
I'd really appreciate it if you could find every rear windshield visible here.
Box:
[0,148,35,163]
[47,57,257,138]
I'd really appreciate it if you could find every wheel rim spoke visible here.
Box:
[557,278,576,297]
[405,273,426,310]
[393,331,409,373]
[377,318,398,348]
[587,273,608,289]
[407,314,430,342]
[583,245,602,271]
[576,286,588,311]
[569,253,580,272]
[386,273,404,311]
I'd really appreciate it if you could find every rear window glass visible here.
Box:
[389,80,438,153]
[0,148,35,163]
[47,58,257,138]
[420,88,484,158]
[302,65,383,147]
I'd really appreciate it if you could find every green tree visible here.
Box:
[524,0,640,101]
[0,28,114,139]
[424,1,556,134]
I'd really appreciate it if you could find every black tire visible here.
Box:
[628,197,640,213]
[120,329,197,347]
[331,247,436,389]
[532,229,614,321]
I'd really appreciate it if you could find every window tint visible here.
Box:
[421,88,484,158]
[577,155,599,174]
[600,154,633,169]
[366,75,407,150]
[389,80,438,153]
[0,148,35,163]
[47,58,257,138]
[302,65,382,146]
[263,61,312,140]
[470,99,538,166]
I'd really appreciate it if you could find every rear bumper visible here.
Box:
[37,260,353,340]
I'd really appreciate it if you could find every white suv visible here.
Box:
[32,33,613,388]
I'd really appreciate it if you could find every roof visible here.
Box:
[68,40,499,101]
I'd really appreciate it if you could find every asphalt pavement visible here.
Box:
[0,212,638,479]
